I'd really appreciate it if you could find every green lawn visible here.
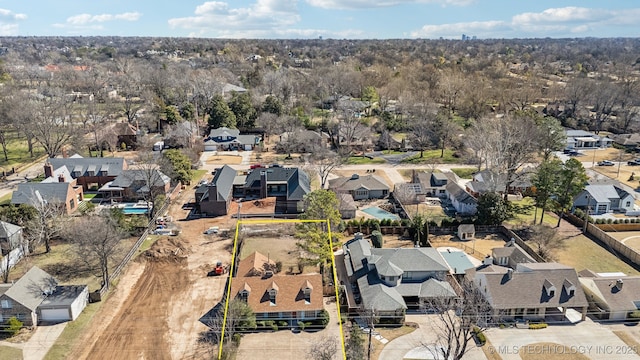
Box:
[0,192,11,206]
[0,345,23,360]
[556,234,640,275]
[0,133,46,169]
[450,167,477,179]
[44,302,102,360]
[82,193,97,200]
[400,149,463,164]
[345,156,386,165]
[134,235,160,258]
[192,169,208,182]
[506,197,557,227]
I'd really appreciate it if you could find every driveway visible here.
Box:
[379,314,485,360]
[0,322,67,360]
[236,297,343,360]
[486,318,638,359]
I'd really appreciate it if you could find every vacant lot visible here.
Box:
[239,226,307,272]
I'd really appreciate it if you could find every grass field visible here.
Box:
[400,149,463,164]
[0,345,22,360]
[239,235,303,272]
[0,133,46,169]
[450,167,477,179]
[345,156,386,165]
[555,234,640,275]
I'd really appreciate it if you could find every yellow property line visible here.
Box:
[218,218,347,360]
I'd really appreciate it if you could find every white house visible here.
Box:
[573,184,635,215]
[566,129,613,149]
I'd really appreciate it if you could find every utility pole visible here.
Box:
[367,307,375,360]
[583,195,591,233]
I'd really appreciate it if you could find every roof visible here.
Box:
[583,184,623,203]
[39,285,87,308]
[0,221,22,239]
[113,122,137,136]
[471,262,588,310]
[458,224,475,233]
[208,127,240,138]
[222,83,247,94]
[328,174,389,192]
[211,165,237,202]
[11,183,72,206]
[4,267,57,312]
[370,247,450,273]
[491,245,536,265]
[244,167,310,201]
[446,181,477,205]
[237,252,276,278]
[111,169,171,189]
[439,249,476,275]
[578,273,640,313]
[358,275,407,312]
[230,272,323,313]
[48,157,126,178]
[338,193,357,211]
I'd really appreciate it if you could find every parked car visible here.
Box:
[204,226,219,235]
[628,159,640,166]
[564,148,580,156]
[597,160,615,166]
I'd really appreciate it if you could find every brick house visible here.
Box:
[46,156,128,192]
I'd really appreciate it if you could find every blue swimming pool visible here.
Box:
[361,206,400,221]
[122,204,149,215]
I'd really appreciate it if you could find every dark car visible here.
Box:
[628,160,640,166]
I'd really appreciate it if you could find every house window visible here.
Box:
[549,290,555,297]
[380,276,385,281]
[69,199,75,209]
[404,272,413,280]
[569,289,575,296]
[1,299,11,309]
[16,313,24,321]
[439,190,446,194]
[269,290,277,305]
[239,291,249,302]
[597,205,607,213]
[355,190,368,197]
[626,201,631,207]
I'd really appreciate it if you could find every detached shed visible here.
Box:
[38,285,89,323]
[457,224,475,240]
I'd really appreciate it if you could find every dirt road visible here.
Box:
[74,187,234,360]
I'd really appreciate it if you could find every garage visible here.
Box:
[40,308,70,322]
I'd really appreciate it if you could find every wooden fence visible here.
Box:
[564,213,640,268]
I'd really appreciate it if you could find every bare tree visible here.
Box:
[525,224,567,261]
[307,336,339,360]
[64,215,123,290]
[23,192,66,254]
[27,87,80,158]
[130,151,171,218]
[407,103,438,158]
[422,279,491,360]
[309,147,345,189]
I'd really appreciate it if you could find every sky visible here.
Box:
[1,0,639,39]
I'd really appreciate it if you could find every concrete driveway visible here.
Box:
[0,322,67,360]
[379,314,486,360]
[486,318,638,359]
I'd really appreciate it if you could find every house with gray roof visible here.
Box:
[0,266,88,326]
[566,129,613,149]
[196,165,237,216]
[337,193,357,219]
[12,181,83,215]
[466,262,588,322]
[205,127,261,151]
[411,171,451,199]
[573,184,635,215]
[99,169,171,202]
[329,174,389,200]
[579,270,640,321]
[46,156,127,191]
[446,181,477,215]
[465,169,533,197]
[0,221,25,280]
[342,236,456,322]
[240,166,310,213]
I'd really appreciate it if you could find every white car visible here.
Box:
[204,226,219,235]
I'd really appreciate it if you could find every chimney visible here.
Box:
[507,268,514,280]
[260,171,267,199]
[44,162,53,178]
[482,255,493,266]
[351,173,360,180]
[616,279,624,290]
[354,232,363,240]
[58,174,65,183]
[62,148,68,158]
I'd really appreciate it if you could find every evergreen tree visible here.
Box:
[207,94,236,129]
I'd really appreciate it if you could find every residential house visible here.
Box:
[610,133,640,151]
[164,121,200,149]
[578,270,640,321]
[0,267,88,326]
[99,169,171,202]
[337,193,357,219]
[489,243,536,269]
[465,169,533,197]
[341,236,456,321]
[279,130,330,153]
[329,174,390,201]
[195,165,310,215]
[11,169,84,215]
[195,165,237,216]
[229,252,323,324]
[0,222,25,278]
[446,181,477,215]
[46,156,128,191]
[113,122,139,150]
[565,129,613,149]
[466,262,588,322]
[573,184,635,215]
[457,224,475,240]
[412,171,450,199]
[205,127,260,151]
[409,170,476,215]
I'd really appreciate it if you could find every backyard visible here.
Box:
[555,233,640,275]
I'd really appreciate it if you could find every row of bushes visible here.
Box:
[255,310,330,332]
[344,217,464,231]
[529,323,548,330]
[574,209,640,224]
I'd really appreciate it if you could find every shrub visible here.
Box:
[271,323,278,331]
[318,309,330,327]
[529,323,548,330]
[607,218,613,224]
[6,317,22,337]
[275,261,283,273]
[629,310,640,319]
[278,321,288,328]
[298,321,306,330]
[371,230,383,248]
[473,326,486,345]
[499,323,506,329]
[232,333,242,343]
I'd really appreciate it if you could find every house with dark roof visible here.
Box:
[113,122,139,150]
[0,267,88,326]
[465,169,533,197]
[99,169,171,202]
[610,133,640,150]
[229,252,323,325]
[446,181,477,215]
[329,174,389,200]
[0,221,25,279]
[579,270,640,321]
[205,127,261,151]
[489,244,536,269]
[466,262,588,322]
[341,235,456,322]
[195,165,237,216]
[239,166,310,213]
[45,156,128,192]
[337,193,357,219]
[411,171,450,199]
[572,184,635,215]
[11,173,84,215]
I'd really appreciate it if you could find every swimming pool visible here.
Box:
[122,204,150,215]
[361,206,400,221]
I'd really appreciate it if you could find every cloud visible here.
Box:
[306,0,473,10]
[169,0,302,35]
[411,7,640,38]
[0,8,26,35]
[64,12,142,26]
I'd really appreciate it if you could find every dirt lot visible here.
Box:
[73,188,234,360]
[204,154,243,165]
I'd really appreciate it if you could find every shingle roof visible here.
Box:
[210,165,236,202]
[237,252,276,278]
[446,182,477,205]
[0,221,21,239]
[208,127,240,138]
[584,184,620,203]
[579,274,640,313]
[111,169,170,188]
[370,247,450,273]
[358,275,407,312]
[244,167,310,201]
[4,266,57,311]
[11,183,71,206]
[328,174,389,192]
[48,157,125,178]
[39,285,87,307]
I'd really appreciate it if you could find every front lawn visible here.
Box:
[450,167,477,179]
[345,156,386,165]
[0,346,22,360]
[400,149,463,164]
